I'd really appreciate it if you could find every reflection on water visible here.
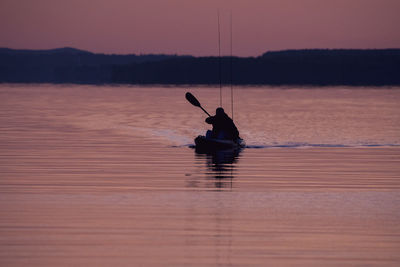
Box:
[1,85,400,266]
[185,148,242,189]
[195,148,242,188]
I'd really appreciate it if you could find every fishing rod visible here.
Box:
[187,12,235,120]
[217,10,235,120]
[217,9,222,107]
[230,11,234,120]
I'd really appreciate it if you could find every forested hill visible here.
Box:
[1,48,399,85]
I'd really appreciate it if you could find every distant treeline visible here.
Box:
[1,47,399,85]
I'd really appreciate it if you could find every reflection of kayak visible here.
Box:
[195,135,245,151]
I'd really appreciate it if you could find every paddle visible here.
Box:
[185,92,211,117]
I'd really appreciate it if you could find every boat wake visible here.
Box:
[119,126,399,149]
[176,142,400,149]
[120,125,196,146]
[245,142,400,149]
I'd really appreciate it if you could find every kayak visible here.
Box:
[194,135,245,151]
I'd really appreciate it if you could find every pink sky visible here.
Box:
[1,0,399,56]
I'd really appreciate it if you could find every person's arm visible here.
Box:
[205,116,215,124]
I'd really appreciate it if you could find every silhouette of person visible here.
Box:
[205,107,240,140]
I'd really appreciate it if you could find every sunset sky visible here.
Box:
[1,0,399,56]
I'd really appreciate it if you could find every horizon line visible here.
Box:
[1,46,400,58]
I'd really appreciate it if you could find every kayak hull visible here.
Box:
[194,135,245,152]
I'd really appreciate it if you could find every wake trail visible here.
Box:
[245,143,400,149]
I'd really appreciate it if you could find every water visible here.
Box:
[0,84,400,266]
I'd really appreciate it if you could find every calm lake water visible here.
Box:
[1,84,400,266]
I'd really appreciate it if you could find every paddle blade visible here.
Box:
[185,92,201,107]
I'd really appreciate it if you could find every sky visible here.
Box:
[0,0,399,57]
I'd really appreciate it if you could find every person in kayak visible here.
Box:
[205,107,240,140]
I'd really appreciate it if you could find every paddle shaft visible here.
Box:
[200,106,211,117]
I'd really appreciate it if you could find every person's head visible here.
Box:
[216,107,225,116]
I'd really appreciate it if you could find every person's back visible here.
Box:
[205,107,239,140]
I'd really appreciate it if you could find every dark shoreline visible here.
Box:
[1,48,399,86]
